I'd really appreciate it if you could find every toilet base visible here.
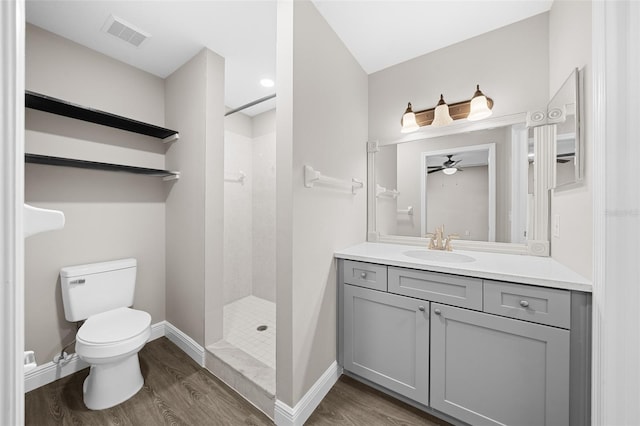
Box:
[83,353,144,410]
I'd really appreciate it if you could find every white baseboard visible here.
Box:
[274,361,342,426]
[24,321,201,393]
[163,321,205,367]
[24,353,89,393]
[149,320,166,341]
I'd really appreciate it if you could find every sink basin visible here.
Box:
[403,250,475,263]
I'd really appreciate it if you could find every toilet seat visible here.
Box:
[76,307,151,361]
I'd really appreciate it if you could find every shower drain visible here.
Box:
[256,325,268,332]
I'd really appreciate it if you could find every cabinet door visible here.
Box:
[431,303,570,426]
[343,284,429,406]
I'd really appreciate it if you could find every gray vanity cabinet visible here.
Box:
[343,284,429,406]
[430,302,570,426]
[338,259,588,426]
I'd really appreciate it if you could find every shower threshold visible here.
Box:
[205,296,276,419]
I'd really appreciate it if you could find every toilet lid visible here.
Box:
[78,307,151,344]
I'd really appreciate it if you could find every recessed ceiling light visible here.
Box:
[260,78,275,88]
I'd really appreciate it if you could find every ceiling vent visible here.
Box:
[102,15,150,47]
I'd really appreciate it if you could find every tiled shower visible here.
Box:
[217,110,277,389]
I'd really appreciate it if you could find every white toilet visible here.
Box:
[60,258,151,410]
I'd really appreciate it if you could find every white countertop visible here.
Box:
[334,242,592,292]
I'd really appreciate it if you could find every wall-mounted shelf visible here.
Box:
[25,154,180,180]
[25,91,180,142]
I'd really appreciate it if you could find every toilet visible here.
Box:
[60,258,151,410]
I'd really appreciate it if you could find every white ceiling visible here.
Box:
[26,0,552,117]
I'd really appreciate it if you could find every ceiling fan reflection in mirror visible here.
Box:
[427,154,464,175]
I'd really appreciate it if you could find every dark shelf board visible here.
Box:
[25,91,179,140]
[26,154,180,179]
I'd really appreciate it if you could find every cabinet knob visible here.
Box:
[418,306,425,312]
[520,300,529,308]
[434,308,442,315]
[360,272,367,279]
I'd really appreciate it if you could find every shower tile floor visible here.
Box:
[223,295,275,370]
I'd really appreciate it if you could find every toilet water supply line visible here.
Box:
[53,321,82,365]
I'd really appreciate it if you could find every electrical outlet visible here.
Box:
[553,214,560,238]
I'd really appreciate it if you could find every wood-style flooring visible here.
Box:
[307,375,449,426]
[26,337,448,425]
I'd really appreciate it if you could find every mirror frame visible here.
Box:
[550,67,584,189]
[367,112,552,256]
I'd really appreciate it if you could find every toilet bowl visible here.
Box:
[76,307,151,409]
[76,307,151,410]
[60,258,151,410]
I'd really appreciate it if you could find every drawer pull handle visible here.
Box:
[418,306,425,312]
[434,308,442,315]
[520,300,529,308]
[360,272,367,279]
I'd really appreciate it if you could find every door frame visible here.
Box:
[0,0,25,425]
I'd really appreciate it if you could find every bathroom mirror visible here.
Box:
[368,113,549,255]
[548,68,584,188]
[420,143,496,242]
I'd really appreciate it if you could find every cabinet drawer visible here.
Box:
[388,267,482,310]
[484,281,570,328]
[342,260,387,291]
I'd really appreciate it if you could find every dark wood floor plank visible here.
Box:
[26,338,271,426]
[307,375,450,426]
[141,339,269,425]
[26,338,450,426]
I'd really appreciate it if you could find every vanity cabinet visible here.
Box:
[339,259,590,426]
[343,284,429,405]
[430,303,569,426]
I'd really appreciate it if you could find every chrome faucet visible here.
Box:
[426,225,459,251]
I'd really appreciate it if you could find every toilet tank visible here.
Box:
[60,258,137,322]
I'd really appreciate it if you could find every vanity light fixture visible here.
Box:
[400,102,420,133]
[400,84,494,133]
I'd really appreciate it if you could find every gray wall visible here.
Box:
[368,13,549,247]
[24,24,167,362]
[26,24,226,363]
[276,0,368,407]
[368,13,550,144]
[548,0,592,280]
[165,48,225,347]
